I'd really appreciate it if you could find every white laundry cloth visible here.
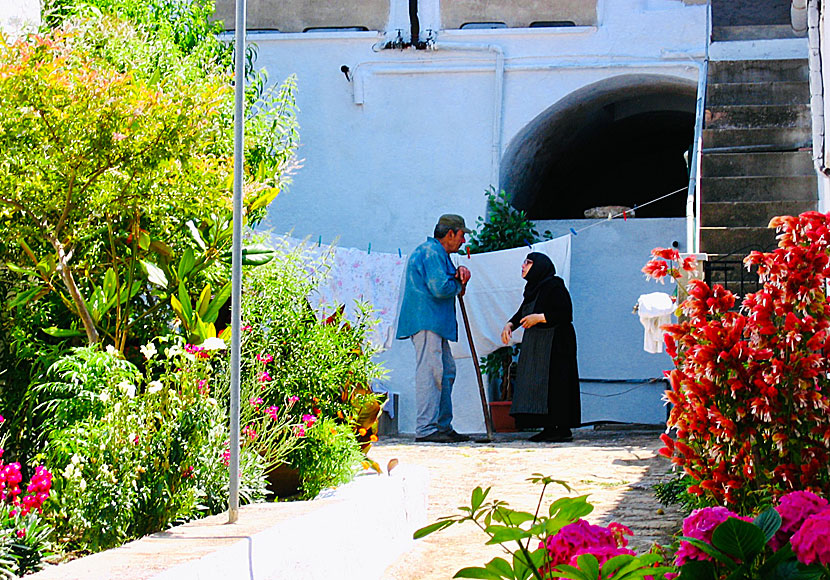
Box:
[270,236,406,350]
[448,236,572,359]
[637,292,675,354]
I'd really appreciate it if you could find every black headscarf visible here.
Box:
[522,252,558,301]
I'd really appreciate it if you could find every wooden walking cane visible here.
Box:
[458,294,495,441]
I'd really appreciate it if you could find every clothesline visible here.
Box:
[566,186,688,237]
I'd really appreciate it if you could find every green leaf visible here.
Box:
[186,221,207,250]
[549,496,593,522]
[413,519,454,539]
[196,283,212,318]
[141,260,168,287]
[552,564,591,580]
[711,518,766,562]
[178,281,193,325]
[5,262,39,277]
[247,186,280,212]
[103,268,117,301]
[454,567,503,579]
[42,327,86,337]
[220,244,276,266]
[178,248,196,282]
[601,554,636,577]
[575,554,599,580]
[678,559,717,579]
[512,551,532,580]
[149,240,173,257]
[7,287,42,308]
[678,537,736,569]
[138,231,151,251]
[201,281,231,324]
[483,557,514,579]
[495,509,535,526]
[472,486,489,512]
[485,526,531,544]
[753,508,781,542]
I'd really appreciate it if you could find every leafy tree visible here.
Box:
[0,32,234,345]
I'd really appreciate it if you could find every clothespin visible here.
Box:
[523,238,532,248]
[623,211,627,221]
[466,246,471,259]
[317,235,322,247]
[367,242,371,255]
[569,227,578,236]
[398,248,402,258]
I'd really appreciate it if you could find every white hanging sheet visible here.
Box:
[449,235,572,359]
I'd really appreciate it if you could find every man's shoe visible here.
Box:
[415,431,455,443]
[528,429,573,443]
[446,429,470,442]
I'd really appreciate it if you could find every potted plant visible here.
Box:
[466,187,550,432]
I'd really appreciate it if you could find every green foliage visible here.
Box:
[653,474,710,515]
[287,418,364,499]
[466,187,550,255]
[675,509,828,580]
[233,242,386,434]
[415,475,674,580]
[38,345,266,552]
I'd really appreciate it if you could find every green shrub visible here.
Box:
[288,418,364,499]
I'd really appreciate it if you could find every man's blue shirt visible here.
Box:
[396,237,462,341]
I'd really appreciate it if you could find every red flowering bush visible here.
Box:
[646,213,830,510]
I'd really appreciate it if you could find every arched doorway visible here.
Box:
[501,74,697,219]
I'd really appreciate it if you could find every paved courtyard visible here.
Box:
[372,427,684,580]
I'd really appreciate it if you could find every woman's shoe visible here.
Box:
[528,428,573,443]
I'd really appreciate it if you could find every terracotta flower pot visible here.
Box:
[266,464,301,498]
[488,401,516,433]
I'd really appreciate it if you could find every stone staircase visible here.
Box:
[699,58,817,258]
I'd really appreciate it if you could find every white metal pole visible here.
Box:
[228,0,246,524]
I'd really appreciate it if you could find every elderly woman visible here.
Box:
[501,252,581,442]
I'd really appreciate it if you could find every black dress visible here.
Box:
[508,275,581,431]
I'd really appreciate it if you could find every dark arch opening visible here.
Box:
[501,74,697,219]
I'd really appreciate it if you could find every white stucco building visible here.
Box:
[0,0,40,40]
[215,0,807,433]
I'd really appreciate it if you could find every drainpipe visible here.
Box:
[429,41,505,189]
[686,1,710,253]
[801,0,830,184]
[409,0,422,48]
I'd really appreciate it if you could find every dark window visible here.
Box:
[303,26,369,32]
[460,22,508,29]
[529,21,576,28]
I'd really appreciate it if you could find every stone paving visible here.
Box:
[372,426,684,580]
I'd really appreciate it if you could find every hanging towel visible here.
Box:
[448,235,572,359]
[637,292,675,354]
[270,236,406,350]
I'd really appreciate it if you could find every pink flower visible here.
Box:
[249,396,263,408]
[256,353,273,364]
[790,509,830,565]
[542,519,634,574]
[15,529,25,539]
[288,396,299,405]
[242,425,257,441]
[302,414,317,427]
[265,406,280,420]
[771,491,829,551]
[0,415,4,423]
[258,371,271,383]
[675,507,750,566]
[293,425,306,438]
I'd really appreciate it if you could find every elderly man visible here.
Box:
[397,214,472,443]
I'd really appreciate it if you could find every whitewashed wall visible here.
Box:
[253,0,709,432]
[0,0,40,40]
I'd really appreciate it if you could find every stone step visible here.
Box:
[708,59,808,84]
[701,151,815,177]
[700,200,817,227]
[706,81,809,107]
[700,175,817,202]
[702,126,811,150]
[705,104,811,130]
[700,226,778,256]
[711,25,805,42]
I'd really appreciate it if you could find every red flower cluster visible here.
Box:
[642,247,698,283]
[0,453,52,516]
[653,212,830,509]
